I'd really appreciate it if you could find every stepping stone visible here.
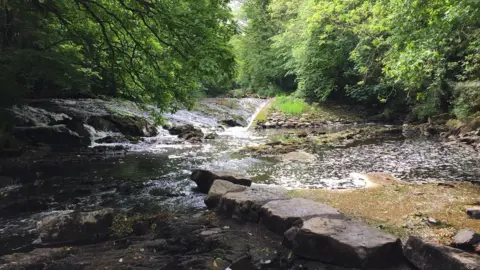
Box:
[190,169,252,194]
[260,198,344,235]
[204,180,248,209]
[285,217,403,268]
[219,185,287,222]
[404,236,480,270]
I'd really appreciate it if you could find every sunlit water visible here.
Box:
[1,98,479,254]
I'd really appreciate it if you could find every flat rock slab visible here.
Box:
[190,169,252,194]
[205,180,248,209]
[404,236,480,270]
[260,198,344,235]
[219,185,288,222]
[285,217,403,269]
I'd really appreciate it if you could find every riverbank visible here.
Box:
[0,96,479,269]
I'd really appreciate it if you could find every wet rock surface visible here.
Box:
[37,208,116,244]
[190,169,252,194]
[13,125,91,147]
[404,236,480,270]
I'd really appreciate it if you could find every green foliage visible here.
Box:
[233,0,480,120]
[0,0,236,111]
[272,95,310,115]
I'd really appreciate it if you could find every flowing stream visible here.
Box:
[0,98,479,255]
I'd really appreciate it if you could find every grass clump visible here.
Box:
[272,96,311,115]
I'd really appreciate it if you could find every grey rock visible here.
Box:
[13,125,91,147]
[453,229,480,251]
[467,208,480,219]
[218,185,288,222]
[204,180,248,209]
[190,169,252,194]
[260,198,343,235]
[204,132,218,140]
[404,236,480,270]
[222,118,247,127]
[285,217,403,268]
[37,208,115,244]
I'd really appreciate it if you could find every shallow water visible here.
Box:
[1,99,480,255]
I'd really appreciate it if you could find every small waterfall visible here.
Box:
[246,99,271,130]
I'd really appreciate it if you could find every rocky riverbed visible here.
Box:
[0,97,479,269]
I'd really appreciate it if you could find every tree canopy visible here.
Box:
[0,0,236,111]
[232,0,480,120]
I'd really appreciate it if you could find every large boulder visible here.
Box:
[190,169,252,194]
[218,185,288,222]
[404,236,480,270]
[285,217,404,269]
[204,180,248,209]
[37,208,115,244]
[260,198,343,235]
[13,125,91,147]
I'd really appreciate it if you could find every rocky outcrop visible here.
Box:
[37,208,115,244]
[284,217,404,268]
[13,125,91,147]
[190,169,252,194]
[260,198,343,235]
[404,236,480,270]
[88,115,157,137]
[204,180,248,209]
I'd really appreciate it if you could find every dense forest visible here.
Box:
[0,0,235,110]
[232,0,480,121]
[1,0,480,121]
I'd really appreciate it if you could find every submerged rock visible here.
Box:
[204,132,218,140]
[285,216,404,268]
[190,169,252,194]
[168,124,204,143]
[404,236,480,270]
[221,117,247,127]
[204,180,248,209]
[37,208,115,244]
